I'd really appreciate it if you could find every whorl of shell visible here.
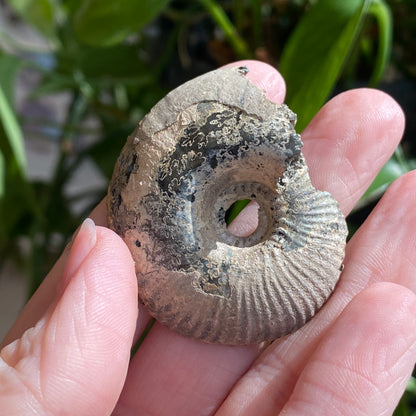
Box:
[107,66,348,345]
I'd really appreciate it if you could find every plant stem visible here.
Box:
[393,144,409,172]
[250,0,263,48]
[28,91,88,296]
[231,0,245,32]
[368,0,392,87]
[130,318,156,358]
[198,0,251,58]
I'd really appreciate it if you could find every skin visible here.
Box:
[0,60,415,416]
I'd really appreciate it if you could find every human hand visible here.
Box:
[1,60,415,416]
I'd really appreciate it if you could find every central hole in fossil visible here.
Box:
[226,199,260,237]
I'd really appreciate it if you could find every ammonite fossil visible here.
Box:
[107,66,348,345]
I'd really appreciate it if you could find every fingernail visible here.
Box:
[62,218,97,284]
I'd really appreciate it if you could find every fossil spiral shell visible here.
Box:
[107,66,348,345]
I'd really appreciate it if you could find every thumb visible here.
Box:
[0,219,138,416]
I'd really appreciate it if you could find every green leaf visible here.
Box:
[280,0,371,131]
[34,44,154,97]
[0,61,37,247]
[72,0,171,47]
[0,53,23,105]
[68,44,151,81]
[367,0,393,86]
[0,83,26,177]
[355,157,406,210]
[61,0,83,14]
[225,199,251,225]
[394,377,416,416]
[198,0,251,58]
[405,376,416,395]
[0,99,28,237]
[0,52,32,245]
[0,150,5,198]
[7,0,57,39]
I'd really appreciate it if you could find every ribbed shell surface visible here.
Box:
[107,66,348,345]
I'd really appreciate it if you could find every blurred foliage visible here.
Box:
[0,0,415,411]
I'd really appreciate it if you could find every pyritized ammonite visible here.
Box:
[107,66,348,345]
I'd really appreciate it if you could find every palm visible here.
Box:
[1,61,415,416]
